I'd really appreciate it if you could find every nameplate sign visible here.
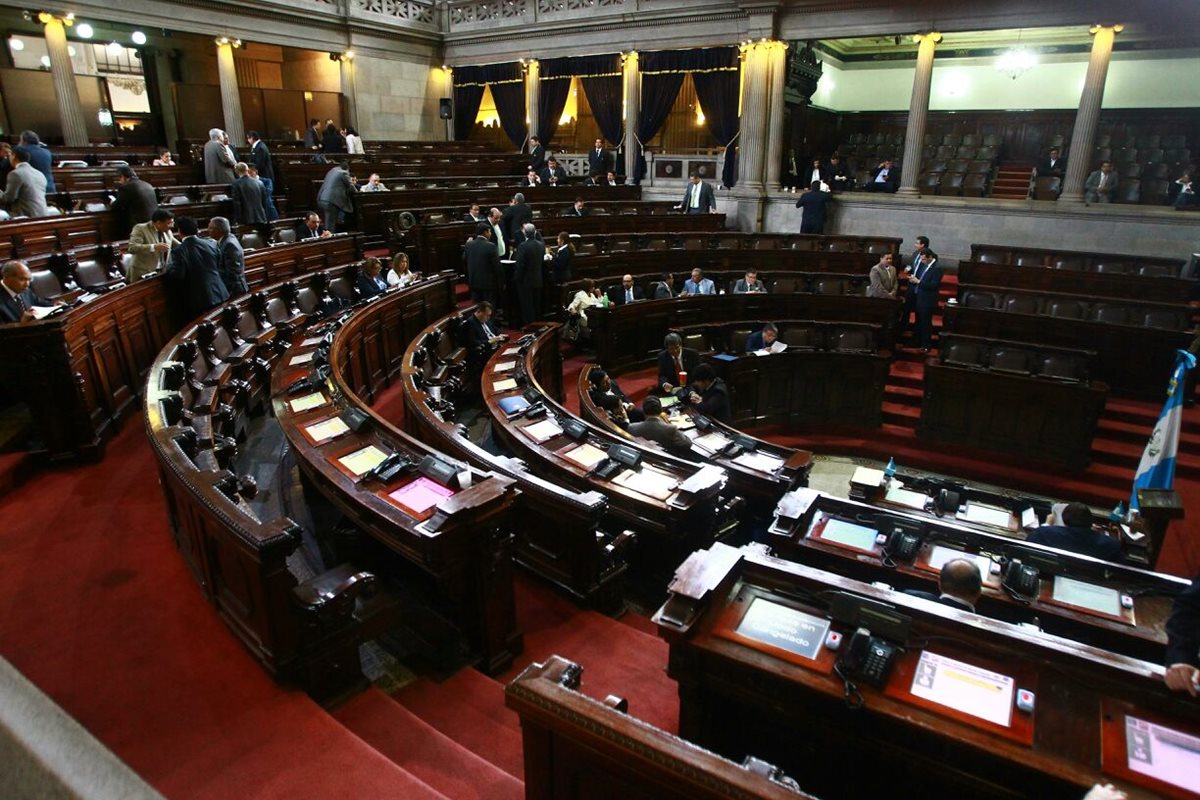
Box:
[734,597,829,661]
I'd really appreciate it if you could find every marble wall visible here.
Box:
[351,53,446,141]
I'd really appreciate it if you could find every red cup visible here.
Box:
[678,371,688,386]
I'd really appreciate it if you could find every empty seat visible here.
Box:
[1138,264,1174,278]
[1164,148,1190,165]
[981,134,1000,147]
[943,341,983,367]
[941,134,960,146]
[1093,147,1112,162]
[1003,295,1039,315]
[75,261,113,288]
[276,229,297,244]
[1094,134,1111,148]
[645,237,669,251]
[1094,261,1131,274]
[866,243,892,255]
[1115,180,1141,204]
[1089,304,1129,325]
[1119,162,1143,179]
[1142,309,1185,330]
[936,145,956,159]
[772,278,800,294]
[241,232,265,250]
[824,241,853,253]
[681,236,705,251]
[30,270,64,298]
[1162,134,1186,148]
[955,146,977,160]
[681,333,707,352]
[1039,354,1083,382]
[730,329,751,353]
[966,159,991,174]
[781,326,816,350]
[1141,179,1170,205]
[1115,148,1138,164]
[918,173,941,194]
[990,348,1031,375]
[752,238,780,251]
[831,329,873,353]
[976,250,1007,264]
[813,278,845,295]
[608,239,633,252]
[946,159,969,174]
[963,290,998,309]
[926,159,948,174]
[938,173,965,196]
[1013,253,1044,267]
[1143,148,1165,164]
[961,174,987,197]
[960,134,979,146]
[974,146,997,160]
[296,288,322,314]
[1047,299,1085,319]
[1052,257,1084,271]
[328,276,356,301]
[1048,134,1066,148]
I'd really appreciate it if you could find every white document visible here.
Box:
[521,419,563,443]
[493,360,517,372]
[502,346,521,356]
[733,452,785,473]
[910,650,1014,728]
[957,502,1012,528]
[301,336,324,347]
[850,466,886,488]
[287,392,327,413]
[563,442,607,469]
[884,485,929,510]
[1020,507,1039,530]
[492,378,518,392]
[289,351,315,366]
[304,416,349,443]
[691,432,729,454]
[29,305,59,320]
[614,467,677,500]
[753,341,787,356]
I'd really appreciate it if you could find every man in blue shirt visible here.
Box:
[1027,502,1123,562]
[682,268,715,296]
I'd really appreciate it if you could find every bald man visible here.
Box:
[0,260,57,323]
[613,273,644,305]
[905,558,983,613]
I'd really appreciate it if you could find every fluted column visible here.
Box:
[525,59,540,145]
[1059,25,1122,204]
[41,14,88,146]
[764,41,789,191]
[896,31,940,197]
[622,52,639,184]
[339,53,358,131]
[737,42,774,192]
[215,38,245,144]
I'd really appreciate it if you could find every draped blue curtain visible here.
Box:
[452,62,526,147]
[582,75,623,147]
[541,55,624,149]
[452,84,484,141]
[635,47,740,184]
[536,77,572,146]
[692,68,740,188]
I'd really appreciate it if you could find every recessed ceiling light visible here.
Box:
[131,30,146,45]
[76,23,93,38]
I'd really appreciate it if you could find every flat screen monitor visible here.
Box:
[1125,715,1200,794]
[1051,576,1122,617]
[910,650,1015,728]
[819,518,879,552]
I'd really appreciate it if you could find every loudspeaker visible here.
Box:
[439,98,453,120]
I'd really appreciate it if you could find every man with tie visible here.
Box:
[463,301,506,381]
[657,332,701,394]
[733,269,766,294]
[207,216,248,297]
[652,272,677,299]
[487,207,507,259]
[246,130,279,220]
[127,208,178,282]
[566,197,589,217]
[463,203,485,223]
[527,136,546,173]
[682,268,715,296]
[1085,161,1118,203]
[295,211,333,240]
[588,139,611,177]
[465,224,501,307]
[1036,147,1066,180]
[165,216,229,320]
[611,274,644,305]
[539,157,568,187]
[513,223,546,327]
[908,249,943,352]
[682,173,716,214]
[899,235,928,335]
[501,193,533,245]
[0,260,58,324]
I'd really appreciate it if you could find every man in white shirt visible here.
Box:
[487,207,507,259]
[681,174,716,214]
[360,173,389,192]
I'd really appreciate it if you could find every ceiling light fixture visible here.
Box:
[995,30,1037,80]
[106,40,123,56]
[131,30,147,45]
[9,36,24,51]
[76,22,93,38]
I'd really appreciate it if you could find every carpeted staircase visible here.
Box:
[990,162,1035,199]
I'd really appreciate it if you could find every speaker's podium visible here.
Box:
[655,542,1200,800]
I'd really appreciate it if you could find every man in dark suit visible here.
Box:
[501,193,532,245]
[463,203,486,224]
[0,259,57,323]
[685,363,731,423]
[463,301,505,373]
[653,272,677,300]
[317,161,357,233]
[1164,575,1200,695]
[827,154,852,192]
[165,216,230,320]
[682,174,716,213]
[745,322,780,352]
[908,249,943,352]
[588,139,612,177]
[565,197,589,217]
[867,159,899,192]
[230,163,269,226]
[796,181,832,233]
[732,269,767,294]
[611,273,644,305]
[1036,147,1066,179]
[904,558,983,613]
[513,223,545,327]
[110,165,157,237]
[539,157,567,187]
[296,211,332,240]
[527,136,546,173]
[18,130,54,192]
[207,217,248,297]
[465,225,501,306]
[587,368,644,423]
[899,235,929,336]
[246,130,279,221]
[657,332,700,394]
[801,157,830,189]
[1027,502,1124,562]
[628,396,692,458]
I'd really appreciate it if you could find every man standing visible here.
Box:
[908,249,943,352]
[588,139,611,177]
[166,216,229,319]
[246,131,279,221]
[1,146,48,219]
[207,216,247,297]
[796,181,831,233]
[527,136,546,173]
[867,159,898,193]
[487,207,508,260]
[1036,147,1066,180]
[900,235,929,335]
[1085,161,1118,203]
[110,165,157,237]
[317,161,357,233]
[203,128,236,185]
[18,131,54,192]
[230,162,269,226]
[682,173,716,214]
[465,224,501,307]
[0,260,57,323]
[304,118,324,162]
[513,223,545,327]
[501,193,532,245]
[127,208,177,281]
[682,268,715,296]
[539,157,567,187]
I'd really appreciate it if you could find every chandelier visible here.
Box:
[995,32,1037,80]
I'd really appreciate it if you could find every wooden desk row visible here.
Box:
[0,236,361,460]
[959,260,1195,305]
[970,243,1185,276]
[589,295,902,373]
[656,542,1200,799]
[765,488,1188,661]
[281,156,522,208]
[51,164,202,193]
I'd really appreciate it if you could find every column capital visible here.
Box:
[214,36,243,49]
[36,11,75,25]
[738,39,788,56]
[912,31,942,44]
[1089,24,1125,35]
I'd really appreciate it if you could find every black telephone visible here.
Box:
[883,529,922,563]
[1002,558,1041,601]
[837,628,899,688]
[364,452,416,483]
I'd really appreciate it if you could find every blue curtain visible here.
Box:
[452,84,484,141]
[453,62,526,148]
[537,77,572,146]
[581,75,623,148]
[634,73,684,182]
[692,69,740,188]
[540,55,624,149]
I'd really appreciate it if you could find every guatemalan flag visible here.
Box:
[1130,349,1197,512]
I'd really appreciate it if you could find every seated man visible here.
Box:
[866,159,898,193]
[1084,161,1118,204]
[463,203,486,223]
[745,322,783,353]
[1036,148,1066,179]
[1173,172,1197,209]
[296,211,332,240]
[595,392,631,429]
[657,331,700,394]
[733,269,766,294]
[565,197,589,217]
[0,259,59,323]
[355,256,389,298]
[1163,575,1200,695]
[652,271,677,299]
[587,367,644,423]
[360,173,389,192]
[523,170,541,188]
[1027,502,1123,562]
[629,396,694,460]
[611,273,644,305]
[463,301,505,371]
[682,268,715,296]
[827,154,852,192]
[685,363,731,423]
[905,558,983,613]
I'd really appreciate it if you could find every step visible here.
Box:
[393,668,526,782]
[335,688,524,800]
[884,383,924,403]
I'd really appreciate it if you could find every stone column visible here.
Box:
[764,41,789,191]
[525,59,540,146]
[339,54,358,131]
[622,51,639,184]
[737,42,773,192]
[215,38,245,144]
[896,31,940,197]
[1059,25,1122,204]
[41,14,88,146]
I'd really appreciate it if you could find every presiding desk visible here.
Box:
[656,542,1200,800]
[765,488,1188,662]
[588,294,901,374]
[483,323,739,573]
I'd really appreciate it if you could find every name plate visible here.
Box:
[734,597,829,661]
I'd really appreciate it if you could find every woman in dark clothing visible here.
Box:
[322,124,346,154]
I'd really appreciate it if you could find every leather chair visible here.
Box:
[938,173,965,196]
[30,270,65,299]
[963,290,998,309]
[772,278,800,294]
[962,174,987,197]
[1047,299,1085,319]
[1039,354,1083,382]
[1115,180,1141,204]
[1003,295,1039,315]
[1088,304,1129,325]
[781,326,817,350]
[1142,310,1185,330]
[1140,179,1170,205]
[976,250,1007,264]
[1051,257,1084,271]
[813,278,845,295]
[730,329,752,354]
[1013,253,1044,267]
[241,232,265,250]
[682,333,707,353]
[918,173,942,194]
[974,146,997,160]
[943,341,984,368]
[989,348,1032,375]
[1138,264,1174,278]
[946,159,969,174]
[1094,261,1131,274]
[831,329,873,353]
[967,159,991,174]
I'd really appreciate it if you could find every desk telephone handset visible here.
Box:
[1002,558,1041,602]
[837,627,899,688]
[883,529,921,563]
